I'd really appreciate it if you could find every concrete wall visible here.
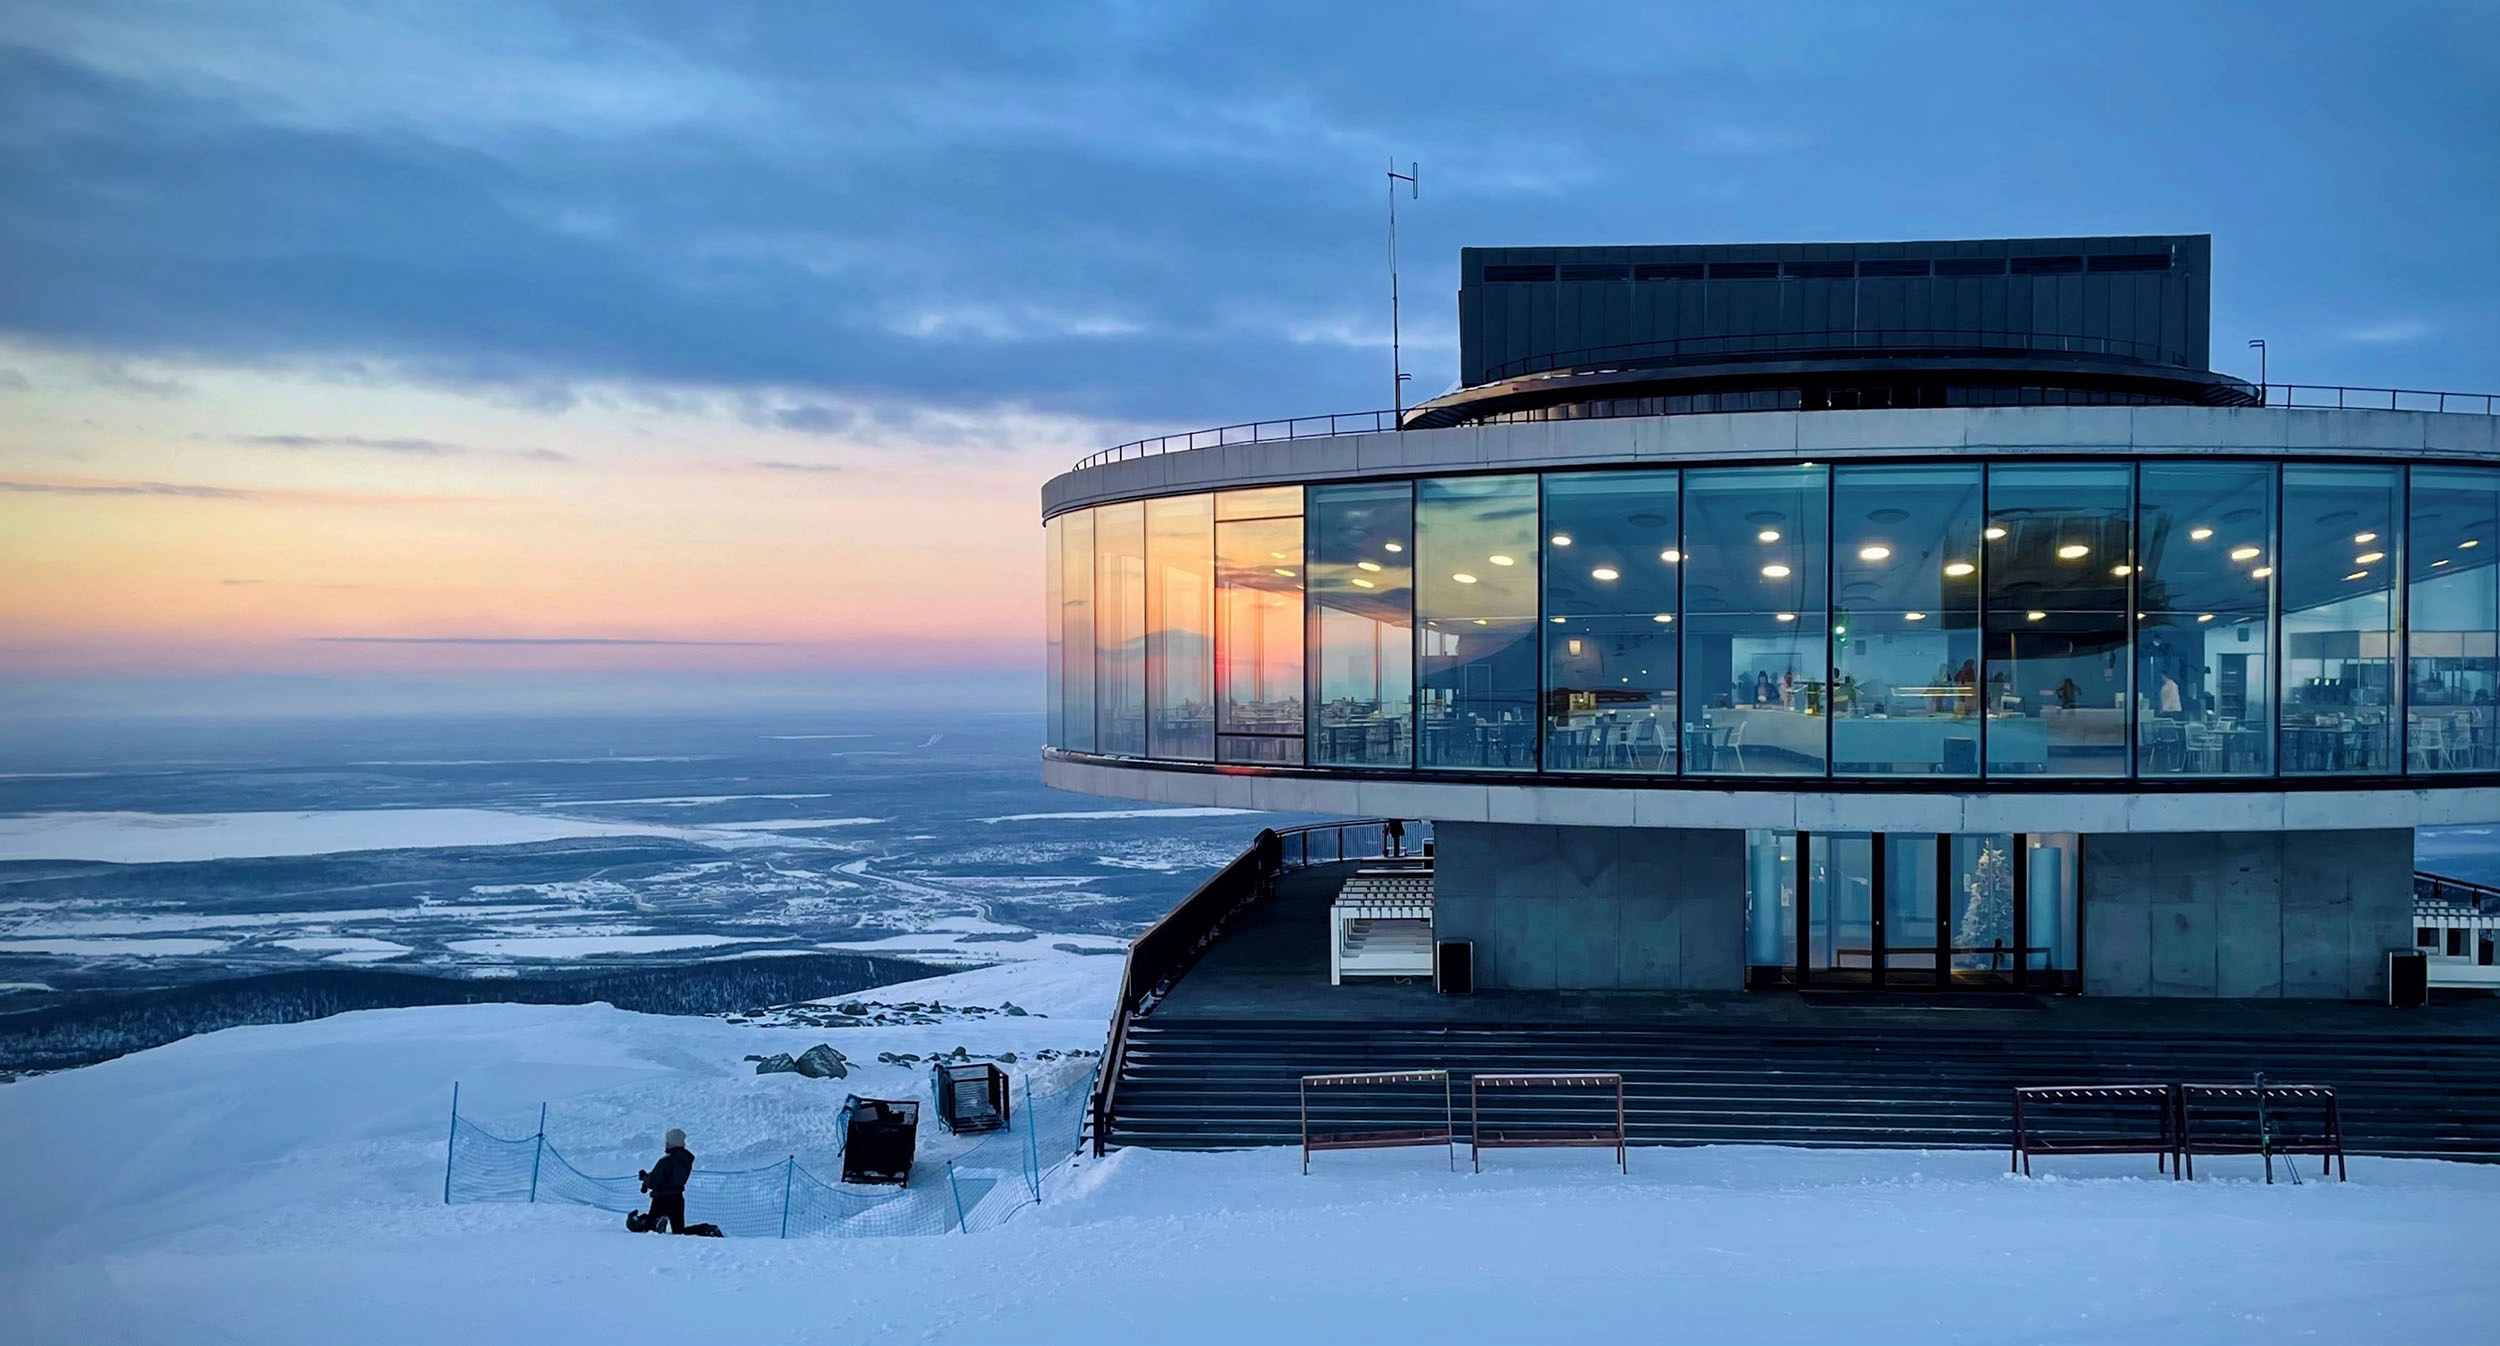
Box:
[1431,822,1745,991]
[2081,829,2414,999]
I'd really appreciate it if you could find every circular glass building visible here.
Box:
[1040,236,2500,999]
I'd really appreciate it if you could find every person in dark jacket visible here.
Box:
[638,1128,695,1233]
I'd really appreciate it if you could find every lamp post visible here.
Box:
[1388,160,1419,427]
[2248,338,2267,404]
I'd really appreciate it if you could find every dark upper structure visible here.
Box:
[1414,235,2246,428]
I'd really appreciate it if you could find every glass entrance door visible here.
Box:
[1748,829,2080,991]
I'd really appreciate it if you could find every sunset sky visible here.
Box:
[4,2,2495,717]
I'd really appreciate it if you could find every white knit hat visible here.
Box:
[665,1128,686,1147]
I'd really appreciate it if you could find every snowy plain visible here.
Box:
[8,953,2500,1346]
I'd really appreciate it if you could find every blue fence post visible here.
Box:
[945,1161,968,1233]
[528,1102,547,1203]
[780,1156,794,1239]
[442,1081,459,1205]
[1023,1077,1041,1203]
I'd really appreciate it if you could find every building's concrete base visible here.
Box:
[2080,829,2414,1000]
[1425,821,2417,1001]
[1431,822,1745,991]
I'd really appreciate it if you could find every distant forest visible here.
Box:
[0,953,944,1076]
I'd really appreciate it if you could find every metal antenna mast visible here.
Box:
[1388,160,1419,426]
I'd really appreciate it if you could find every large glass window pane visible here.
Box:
[1543,471,1679,773]
[1984,464,2131,776]
[1685,466,1830,775]
[1745,829,1798,972]
[1308,481,1413,767]
[2281,465,2401,773]
[1145,495,1214,761]
[2406,468,2499,772]
[2135,462,2274,776]
[1951,833,2017,977]
[1045,514,1064,749]
[1417,475,1540,769]
[1832,465,1981,776]
[1058,508,1095,753]
[1093,501,1147,756]
[1216,494,1305,765]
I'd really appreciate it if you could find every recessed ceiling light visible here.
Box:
[2190,527,2214,541]
[1357,560,1382,572]
[1984,526,2007,540]
[1761,564,1792,578]
[1273,568,1295,577]
[1488,554,1515,566]
[1452,573,1478,584]
[2229,546,2261,561]
[2357,551,2385,564]
[1775,612,1796,622]
[2345,571,2368,581]
[1904,612,1927,621]
[1858,545,1892,561]
[1758,529,1782,543]
[2111,564,2134,576]
[1550,534,1573,546]
[2251,567,2273,579]
[2026,610,2047,622]
[1270,551,1290,560]
[1591,567,1620,581]
[2435,558,2452,567]
[2057,544,2091,559]
[1660,549,1682,564]
[1551,616,1567,624]
[1383,542,1403,552]
[1944,561,1976,577]
[1652,613,1674,623]
[1473,618,1488,626]
[2463,539,2481,549]
[2355,531,2378,544]
[1351,578,1375,589]
[2197,613,2215,623]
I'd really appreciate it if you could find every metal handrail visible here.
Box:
[1067,383,2500,474]
[2415,869,2500,914]
[1084,818,1423,1156]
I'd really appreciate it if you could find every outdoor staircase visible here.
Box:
[1104,1017,2500,1159]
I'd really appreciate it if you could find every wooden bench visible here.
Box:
[2011,1084,2179,1178]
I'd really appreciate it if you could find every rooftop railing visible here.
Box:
[1070,383,2500,473]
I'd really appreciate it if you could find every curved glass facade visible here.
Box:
[1046,456,2500,784]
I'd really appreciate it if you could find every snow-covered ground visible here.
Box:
[8,955,2498,1345]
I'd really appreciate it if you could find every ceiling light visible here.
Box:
[2464,539,2481,549]
[1592,567,1620,581]
[2355,531,2378,544]
[1384,541,1403,552]
[2197,613,2215,623]
[1567,638,1583,655]
[1551,616,1567,624]
[1273,568,1295,577]
[2111,564,2134,576]
[2229,546,2261,561]
[1269,551,1290,560]
[1944,561,1976,577]
[2026,610,2047,622]
[1775,612,1796,622]
[1488,554,1515,566]
[1550,534,1573,546]
[1758,529,1782,543]
[2057,544,2090,559]
[1652,613,1674,623]
[1904,612,1927,621]
[1452,573,1478,584]
[1357,560,1382,572]
[2190,527,2214,541]
[1762,564,1792,578]
[1858,545,1892,561]
[2345,571,2367,581]
[2435,558,2452,567]
[1984,526,2007,540]
[2251,567,2273,579]
[2357,551,2386,564]
[1833,625,1847,637]
[1473,618,1488,626]
[1351,578,1374,589]
[1660,549,1682,564]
